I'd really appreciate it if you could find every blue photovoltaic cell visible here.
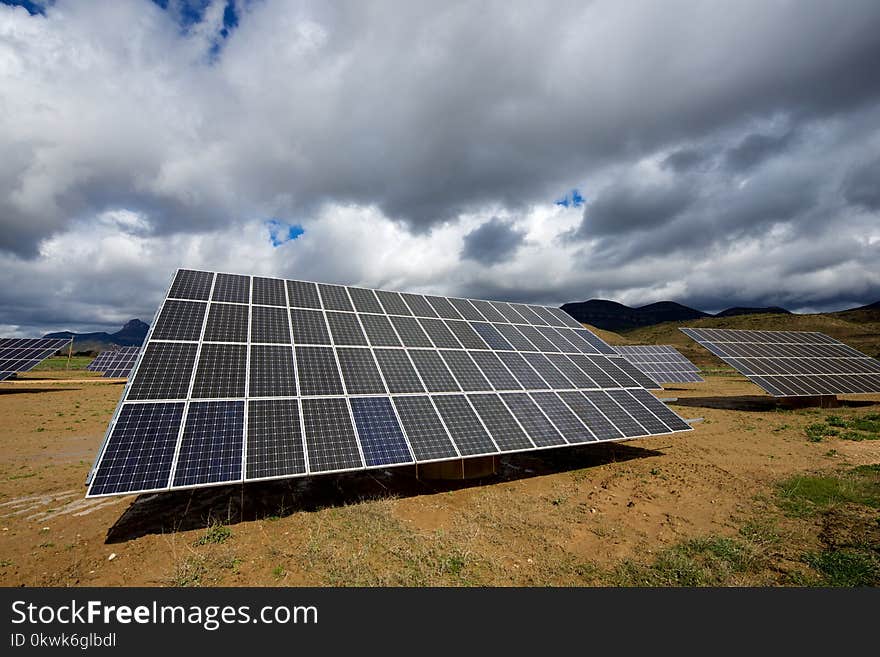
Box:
[350,398,414,466]
[88,402,183,496]
[172,401,244,487]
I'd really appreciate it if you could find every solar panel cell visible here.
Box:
[246,399,306,478]
[470,323,514,350]
[287,280,322,309]
[151,300,207,341]
[392,396,458,461]
[469,351,522,390]
[212,273,250,304]
[249,345,297,397]
[374,349,425,393]
[302,398,363,472]
[529,392,594,443]
[126,342,198,400]
[252,277,287,306]
[389,316,433,348]
[439,350,493,391]
[499,393,567,447]
[89,402,183,496]
[374,290,412,316]
[173,401,244,486]
[417,318,464,348]
[290,309,332,345]
[359,313,403,347]
[295,346,344,396]
[444,320,488,349]
[350,398,413,466]
[467,394,534,451]
[250,306,291,343]
[432,395,498,456]
[336,347,387,394]
[408,350,460,392]
[192,343,247,398]
[325,311,369,346]
[203,303,249,342]
[347,287,384,314]
[399,293,438,318]
[169,269,213,300]
[317,284,354,311]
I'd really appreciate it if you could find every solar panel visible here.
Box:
[614,345,704,384]
[86,346,141,378]
[0,336,71,381]
[681,328,880,397]
[86,269,692,497]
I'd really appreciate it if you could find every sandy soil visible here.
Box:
[1,372,878,586]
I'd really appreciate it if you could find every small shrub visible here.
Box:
[194,522,232,546]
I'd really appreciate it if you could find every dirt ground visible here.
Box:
[1,370,878,586]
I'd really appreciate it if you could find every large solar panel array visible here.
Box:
[681,328,880,397]
[614,345,704,384]
[0,337,71,381]
[86,346,141,378]
[86,269,692,497]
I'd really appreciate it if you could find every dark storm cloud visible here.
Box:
[568,180,695,241]
[2,1,880,332]
[460,217,526,265]
[842,155,880,210]
[661,147,713,173]
[4,0,880,255]
[724,129,797,172]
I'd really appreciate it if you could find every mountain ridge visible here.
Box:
[44,319,149,353]
[561,299,879,331]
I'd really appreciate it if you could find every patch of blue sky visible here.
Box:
[266,220,305,247]
[555,189,585,208]
[0,0,49,15]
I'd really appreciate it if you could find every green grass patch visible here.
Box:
[193,522,232,546]
[32,356,94,371]
[612,537,761,586]
[804,423,838,442]
[820,413,880,441]
[803,549,880,587]
[776,466,880,517]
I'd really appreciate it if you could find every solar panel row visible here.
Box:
[0,337,71,381]
[86,270,692,497]
[90,389,690,495]
[86,346,141,378]
[681,328,880,397]
[614,345,704,384]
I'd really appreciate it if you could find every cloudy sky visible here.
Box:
[2,0,879,336]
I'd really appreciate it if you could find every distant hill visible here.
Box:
[846,300,880,312]
[44,319,148,353]
[715,306,791,318]
[561,297,880,331]
[561,299,708,331]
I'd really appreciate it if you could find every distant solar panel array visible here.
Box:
[87,346,141,378]
[86,269,692,497]
[0,337,71,381]
[681,328,880,397]
[614,345,704,384]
